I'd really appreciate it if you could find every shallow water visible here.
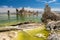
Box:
[0,13,42,25]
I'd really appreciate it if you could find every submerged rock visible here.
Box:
[47,31,60,40]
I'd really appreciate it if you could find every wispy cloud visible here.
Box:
[0,6,13,8]
[54,3,60,4]
[36,0,56,3]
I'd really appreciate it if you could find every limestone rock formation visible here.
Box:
[47,31,60,40]
[47,21,60,40]
[46,21,60,31]
[18,7,38,17]
[42,4,60,23]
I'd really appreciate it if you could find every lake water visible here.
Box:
[0,13,42,26]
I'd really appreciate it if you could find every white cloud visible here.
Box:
[0,6,43,13]
[51,8,60,11]
[0,5,60,13]
[37,0,56,3]
[49,0,56,3]
[0,6,16,13]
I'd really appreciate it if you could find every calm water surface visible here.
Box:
[0,13,42,25]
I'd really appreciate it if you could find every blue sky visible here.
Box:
[0,0,60,13]
[0,0,60,8]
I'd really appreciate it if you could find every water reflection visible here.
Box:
[0,13,42,25]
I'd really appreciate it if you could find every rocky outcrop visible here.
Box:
[42,12,60,23]
[46,21,60,40]
[47,31,60,40]
[46,21,60,31]
[41,4,60,23]
[0,31,18,40]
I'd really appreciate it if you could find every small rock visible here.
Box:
[35,34,45,38]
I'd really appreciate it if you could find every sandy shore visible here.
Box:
[0,23,45,40]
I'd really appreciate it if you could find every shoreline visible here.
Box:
[0,22,44,32]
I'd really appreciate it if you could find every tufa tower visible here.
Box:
[42,4,60,23]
